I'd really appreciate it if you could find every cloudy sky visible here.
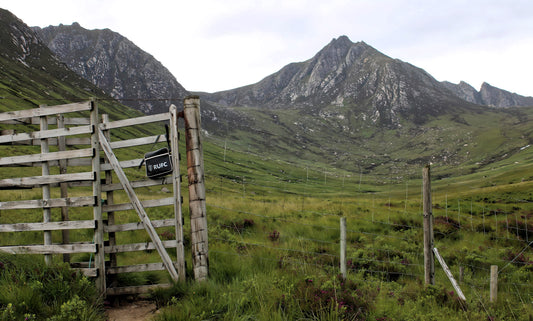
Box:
[1,0,532,96]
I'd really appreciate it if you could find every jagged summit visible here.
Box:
[442,80,533,107]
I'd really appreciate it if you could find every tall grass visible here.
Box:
[0,254,104,320]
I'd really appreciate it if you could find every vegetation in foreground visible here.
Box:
[0,254,104,321]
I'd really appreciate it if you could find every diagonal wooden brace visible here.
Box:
[97,128,179,282]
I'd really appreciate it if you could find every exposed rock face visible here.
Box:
[0,9,106,98]
[441,81,481,105]
[33,23,189,114]
[442,81,533,107]
[479,82,533,107]
[202,36,471,127]
[0,9,63,71]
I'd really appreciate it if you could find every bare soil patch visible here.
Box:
[105,300,158,321]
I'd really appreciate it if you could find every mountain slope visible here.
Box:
[33,22,250,135]
[33,22,189,115]
[0,8,145,123]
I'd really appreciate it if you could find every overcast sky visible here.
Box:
[1,0,532,96]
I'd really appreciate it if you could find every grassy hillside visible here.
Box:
[208,102,533,182]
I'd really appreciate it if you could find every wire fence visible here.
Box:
[202,142,533,307]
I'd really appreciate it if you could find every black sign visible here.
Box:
[145,148,173,179]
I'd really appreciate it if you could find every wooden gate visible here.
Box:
[0,97,208,296]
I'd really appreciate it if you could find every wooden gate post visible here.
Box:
[170,105,186,280]
[184,96,208,281]
[423,164,435,285]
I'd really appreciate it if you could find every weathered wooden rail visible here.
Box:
[0,97,208,296]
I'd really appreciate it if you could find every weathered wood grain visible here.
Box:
[0,196,95,210]
[0,220,95,232]
[0,243,96,254]
[0,101,92,122]
[98,113,169,130]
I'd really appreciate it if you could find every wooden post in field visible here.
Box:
[340,217,347,280]
[40,105,52,265]
[490,265,498,303]
[423,164,435,285]
[91,99,106,295]
[57,114,70,263]
[170,104,186,280]
[184,96,209,281]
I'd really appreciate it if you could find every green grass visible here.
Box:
[0,254,104,320]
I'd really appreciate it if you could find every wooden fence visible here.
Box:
[0,97,208,296]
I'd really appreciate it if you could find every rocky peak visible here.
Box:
[202,35,467,127]
[441,80,481,104]
[34,23,190,114]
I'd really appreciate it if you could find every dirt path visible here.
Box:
[105,301,158,321]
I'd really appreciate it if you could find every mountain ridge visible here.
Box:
[442,80,533,107]
[200,35,481,127]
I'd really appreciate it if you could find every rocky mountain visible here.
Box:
[201,36,481,127]
[442,81,533,107]
[0,9,117,106]
[32,22,249,133]
[33,23,189,115]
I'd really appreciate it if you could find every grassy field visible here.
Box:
[2,133,532,320]
[0,91,532,320]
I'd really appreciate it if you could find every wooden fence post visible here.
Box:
[40,105,52,266]
[433,247,466,301]
[423,164,435,285]
[184,96,208,281]
[170,104,186,280]
[340,217,347,280]
[91,99,106,295]
[490,265,498,303]
[102,114,117,289]
[57,114,70,263]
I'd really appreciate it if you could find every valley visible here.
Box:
[0,7,532,320]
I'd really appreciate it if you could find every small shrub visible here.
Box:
[503,250,532,267]
[434,216,460,239]
[268,230,280,242]
[222,218,256,233]
[286,275,376,320]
